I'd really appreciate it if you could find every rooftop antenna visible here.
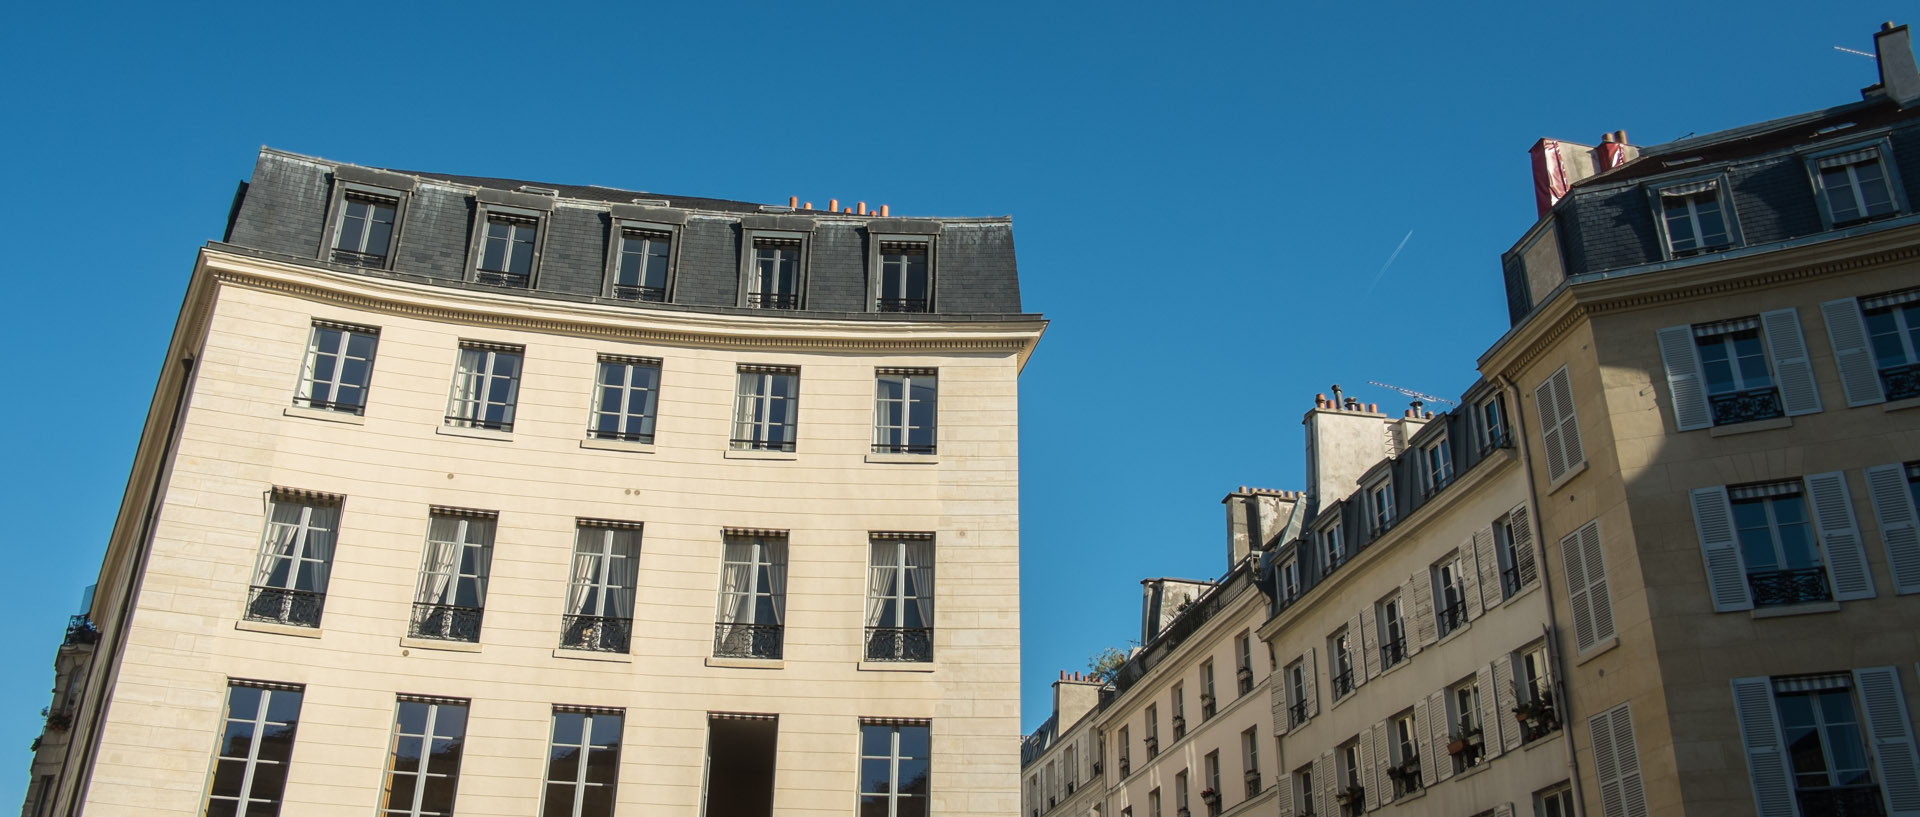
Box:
[1367,380,1457,407]
[1834,46,1875,58]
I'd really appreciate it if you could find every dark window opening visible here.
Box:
[706,715,779,817]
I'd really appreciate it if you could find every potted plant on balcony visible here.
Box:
[1446,721,1482,756]
[1384,755,1420,789]
[1335,784,1365,806]
[1200,787,1219,806]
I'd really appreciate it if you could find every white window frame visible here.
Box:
[247,492,340,627]
[1478,394,1507,453]
[295,321,379,414]
[1806,140,1906,228]
[410,510,495,642]
[1378,595,1406,669]
[1422,436,1453,496]
[563,523,641,651]
[1432,556,1467,638]
[606,222,677,302]
[1330,629,1355,699]
[1650,176,1739,258]
[206,682,304,817]
[540,708,622,817]
[1322,522,1345,573]
[471,206,545,287]
[380,697,468,817]
[741,231,808,309]
[871,235,935,313]
[874,368,938,455]
[733,366,800,451]
[446,343,523,432]
[589,356,662,443]
[860,721,931,817]
[1368,481,1395,534]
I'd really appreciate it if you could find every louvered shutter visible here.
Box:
[1855,666,1920,816]
[1475,526,1502,607]
[1401,575,1425,657]
[1494,805,1515,817]
[1359,605,1380,680]
[1561,526,1597,650]
[1823,297,1885,406]
[1314,753,1335,817]
[1761,308,1823,416]
[1729,677,1797,817]
[1658,325,1714,431]
[1347,613,1368,690]
[1613,705,1648,817]
[1303,648,1318,718]
[1578,521,1615,644]
[1273,687,1289,736]
[1866,464,1920,594]
[1412,694,1437,788]
[1808,471,1875,601]
[1476,663,1504,760]
[1494,656,1521,752]
[1690,486,1754,611]
[1275,772,1293,817]
[1371,722,1392,807]
[1510,503,1539,588]
[1428,690,1454,782]
[1590,704,1621,817]
[1413,571,1438,647]
[1535,377,1569,479]
[1551,368,1585,472]
[1461,537,1485,621]
[1357,725,1377,811]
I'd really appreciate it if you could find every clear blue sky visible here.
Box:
[0,0,1906,802]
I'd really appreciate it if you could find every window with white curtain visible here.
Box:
[874,369,938,454]
[245,490,341,628]
[588,356,661,443]
[732,366,799,451]
[865,534,934,662]
[295,321,378,414]
[409,509,495,643]
[561,521,641,653]
[445,342,522,431]
[714,532,788,659]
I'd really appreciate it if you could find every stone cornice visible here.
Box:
[198,248,1048,367]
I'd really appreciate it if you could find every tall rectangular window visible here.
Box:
[865,534,935,663]
[380,697,468,817]
[1118,726,1131,775]
[1658,181,1733,256]
[1815,147,1899,226]
[860,720,930,817]
[446,343,522,431]
[1391,712,1421,795]
[1422,437,1453,496]
[410,510,495,643]
[612,228,671,302]
[561,522,641,653]
[1235,633,1255,695]
[1292,767,1313,817]
[1198,661,1217,719]
[1280,558,1301,603]
[333,192,398,267]
[1330,629,1355,698]
[295,322,378,414]
[1241,728,1261,797]
[1203,752,1221,816]
[1340,741,1363,813]
[1369,481,1395,535]
[733,366,799,452]
[1865,293,1920,401]
[246,491,340,629]
[1175,770,1189,817]
[714,532,788,659]
[1450,681,1484,772]
[1493,517,1522,598]
[1171,682,1187,739]
[1533,366,1585,483]
[877,241,931,313]
[1285,661,1308,727]
[1732,482,1828,606]
[543,707,622,817]
[589,356,661,443]
[1432,556,1467,637]
[1148,788,1161,817]
[205,681,303,817]
[1478,394,1507,453]
[748,237,801,309]
[1377,595,1406,669]
[874,369,938,454]
[477,213,537,287]
[1145,704,1159,758]
[1322,522,1346,574]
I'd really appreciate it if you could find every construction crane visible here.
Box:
[1367,380,1457,407]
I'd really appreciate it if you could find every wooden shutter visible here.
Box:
[1359,605,1381,680]
[1371,722,1392,807]
[1493,805,1515,817]
[1275,771,1293,817]
[1866,464,1920,594]
[1494,656,1521,752]
[1357,726,1377,811]
[1578,521,1615,645]
[1535,377,1570,480]
[1273,685,1289,736]
[1550,368,1585,474]
[1413,571,1438,647]
[1347,613,1368,690]
[1561,524,1604,651]
[1657,324,1714,431]
[1428,690,1453,782]
[1477,663,1504,760]
[1761,308,1823,416]
[1461,538,1485,621]
[1729,676,1797,817]
[1401,575,1426,657]
[1510,504,1539,587]
[1690,486,1754,611]
[1475,526,1502,608]
[1314,753,1335,817]
[1303,648,1318,718]
[1590,702,1649,817]
[1823,297,1885,406]
[1413,694,1438,788]
[1807,471,1875,601]
[1855,666,1920,816]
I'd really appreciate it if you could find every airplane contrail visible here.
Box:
[1366,230,1414,295]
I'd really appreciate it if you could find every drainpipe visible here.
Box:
[1497,373,1590,817]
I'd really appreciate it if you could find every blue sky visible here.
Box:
[0,0,1908,802]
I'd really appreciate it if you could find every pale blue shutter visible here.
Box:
[1658,325,1714,431]
[1807,471,1875,601]
[1865,464,1920,594]
[1761,308,1822,416]
[1690,486,1754,612]
[1854,666,1920,816]
[1729,677,1797,817]
[1823,297,1885,406]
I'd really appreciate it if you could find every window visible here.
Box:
[1118,726,1131,776]
[206,681,303,817]
[1654,178,1736,257]
[1367,481,1395,535]
[860,721,930,817]
[295,322,378,414]
[1390,712,1420,796]
[1066,745,1078,791]
[1533,366,1585,483]
[1812,145,1901,227]
[1171,682,1186,739]
[1449,680,1485,772]
[1203,752,1221,816]
[245,491,340,628]
[1733,482,1828,607]
[1235,633,1255,695]
[542,707,622,817]
[1694,475,1875,612]
[1734,670,1920,817]
[1330,629,1356,699]
[475,211,539,287]
[746,235,803,309]
[1338,741,1363,815]
[609,226,672,302]
[1516,644,1560,743]
[1291,767,1314,817]
[332,191,400,267]
[733,366,799,452]
[1560,520,1616,651]
[1241,728,1261,798]
[1280,558,1301,605]
[875,239,932,313]
[865,534,935,662]
[1321,522,1346,574]
[409,509,495,643]
[380,697,468,817]
[1492,516,1522,599]
[446,342,522,432]
[1659,312,1823,430]
[1534,784,1575,817]
[1865,290,1920,402]
[1145,704,1160,758]
[1422,436,1453,496]
[1148,787,1161,817]
[1285,660,1309,727]
[874,369,937,454]
[714,532,787,659]
[1478,394,1507,453]
[1175,769,1189,817]
[1200,660,1217,718]
[561,522,640,653]
[589,356,661,443]
[1376,595,1407,670]
[1431,555,1467,637]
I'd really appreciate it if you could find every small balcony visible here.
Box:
[1331,668,1355,699]
[713,622,784,659]
[560,614,632,653]
[446,413,513,433]
[1435,600,1468,636]
[876,298,929,313]
[1748,567,1833,607]
[1172,715,1186,740]
[409,603,483,643]
[864,626,933,662]
[588,423,654,444]
[473,269,530,288]
[1244,769,1262,798]
[1287,700,1309,727]
[291,394,366,415]
[1709,387,1785,426]
[330,248,387,268]
[747,291,799,310]
[611,284,666,302]
[1379,636,1407,670]
[731,437,796,453]
[1796,785,1886,816]
[1144,736,1159,758]
[1882,362,1920,402]
[1237,665,1255,694]
[1501,565,1522,597]
[63,615,99,647]
[872,441,937,455]
[1478,429,1511,457]
[244,586,324,628]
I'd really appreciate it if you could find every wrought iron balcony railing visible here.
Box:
[244,586,324,628]
[1380,635,1407,669]
[1501,566,1522,597]
[474,269,531,288]
[713,622,784,659]
[731,437,796,452]
[1332,668,1355,698]
[1435,600,1468,635]
[747,292,799,309]
[1710,387,1785,426]
[1796,785,1886,817]
[1237,665,1255,694]
[291,395,367,414]
[876,298,929,313]
[1172,715,1186,739]
[872,442,937,455]
[409,603,483,643]
[330,248,387,268]
[864,626,933,662]
[1748,567,1833,607]
[1287,700,1309,727]
[588,425,654,444]
[1883,362,1920,402]
[1478,429,1511,457]
[560,614,632,653]
[64,615,98,647]
[446,413,514,432]
[1244,769,1262,798]
[611,284,667,302]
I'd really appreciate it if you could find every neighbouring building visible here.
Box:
[23,148,1045,817]
[1482,21,1920,817]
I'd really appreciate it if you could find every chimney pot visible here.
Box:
[789,196,798,208]
[880,204,890,217]
[803,201,812,210]
[829,198,839,212]
[858,201,868,215]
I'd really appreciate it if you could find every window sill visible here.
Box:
[1709,416,1792,437]
[706,656,784,670]
[234,619,323,639]
[1572,636,1618,666]
[865,452,939,465]
[1499,581,1541,609]
[724,448,797,461]
[580,438,655,454]
[1884,396,1920,413]
[1521,730,1565,751]
[401,636,481,653]
[1751,600,1841,619]
[1451,761,1491,782]
[858,661,936,672]
[1545,460,1588,496]
[283,405,365,425]
[437,425,512,442]
[1434,623,1470,648]
[1388,787,1426,806]
[554,648,631,663]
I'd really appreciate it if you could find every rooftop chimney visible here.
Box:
[1873,23,1920,107]
[1303,387,1391,503]
[1531,134,1639,216]
[1053,672,1103,729]
[1223,487,1304,567]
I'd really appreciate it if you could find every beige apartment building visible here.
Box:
[1482,22,1920,817]
[23,149,1045,817]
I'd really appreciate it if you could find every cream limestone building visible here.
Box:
[29,149,1045,817]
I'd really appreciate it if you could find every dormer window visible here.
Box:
[1422,436,1454,496]
[874,237,933,313]
[746,235,804,309]
[1369,480,1396,535]
[332,192,398,267]
[1811,145,1901,227]
[1653,177,1737,258]
[611,227,673,302]
[1321,522,1345,575]
[476,212,539,287]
